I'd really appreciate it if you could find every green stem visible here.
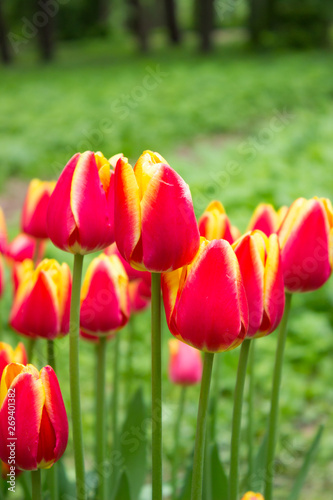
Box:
[27,338,36,363]
[69,253,86,500]
[172,386,187,499]
[33,239,42,267]
[229,339,251,500]
[47,339,58,500]
[151,273,162,500]
[210,353,221,443]
[190,352,215,500]
[96,336,107,500]
[126,317,135,400]
[247,339,255,488]
[112,334,120,453]
[264,292,292,500]
[47,340,56,370]
[31,469,42,500]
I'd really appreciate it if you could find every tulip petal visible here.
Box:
[40,367,68,467]
[114,158,142,264]
[141,164,200,271]
[46,154,79,252]
[0,371,44,470]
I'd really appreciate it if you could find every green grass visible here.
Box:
[1,38,333,499]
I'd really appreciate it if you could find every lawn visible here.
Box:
[0,38,333,499]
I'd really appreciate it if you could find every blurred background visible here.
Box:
[1,1,333,498]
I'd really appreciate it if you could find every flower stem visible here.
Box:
[126,317,135,400]
[27,338,37,363]
[247,339,255,488]
[264,292,292,500]
[112,333,120,452]
[172,386,187,499]
[47,339,58,500]
[31,469,42,500]
[229,339,251,500]
[191,351,215,500]
[69,253,86,500]
[151,272,162,500]
[96,336,107,500]
[210,353,221,443]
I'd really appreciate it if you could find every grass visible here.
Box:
[1,37,333,499]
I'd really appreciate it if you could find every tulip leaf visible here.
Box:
[244,433,268,493]
[114,471,132,500]
[210,443,228,498]
[111,387,147,500]
[287,424,324,500]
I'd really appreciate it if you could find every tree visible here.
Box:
[248,0,267,46]
[127,0,149,52]
[37,0,55,61]
[197,0,214,52]
[163,0,181,45]
[0,0,11,63]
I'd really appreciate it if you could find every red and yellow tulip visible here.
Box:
[233,231,285,338]
[80,253,130,336]
[168,339,202,386]
[6,233,46,264]
[0,363,68,470]
[278,197,333,292]
[0,207,7,254]
[162,238,248,352]
[21,179,56,239]
[247,203,287,236]
[114,150,200,272]
[47,151,118,255]
[198,200,240,243]
[0,342,27,380]
[241,493,264,500]
[10,259,72,339]
[12,259,34,294]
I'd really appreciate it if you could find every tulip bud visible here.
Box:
[6,233,46,264]
[278,197,333,292]
[162,238,248,352]
[241,492,264,500]
[21,179,56,239]
[168,339,202,385]
[0,342,27,380]
[0,363,68,470]
[80,253,130,336]
[12,259,34,294]
[0,207,7,254]
[247,203,288,236]
[198,200,240,243]
[233,231,285,338]
[47,151,117,255]
[114,150,200,272]
[10,259,72,339]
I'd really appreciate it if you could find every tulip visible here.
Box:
[10,259,72,340]
[114,150,200,272]
[247,203,288,236]
[241,493,264,500]
[168,339,202,386]
[6,233,46,264]
[162,238,248,352]
[47,151,117,255]
[233,231,285,338]
[21,179,56,239]
[0,363,68,470]
[80,253,130,336]
[198,200,240,243]
[0,207,7,253]
[278,197,333,293]
[0,342,27,380]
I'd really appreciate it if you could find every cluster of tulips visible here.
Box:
[0,149,332,500]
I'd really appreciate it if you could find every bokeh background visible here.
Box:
[1,1,333,498]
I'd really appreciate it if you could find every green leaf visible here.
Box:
[210,443,228,499]
[287,424,324,500]
[177,463,192,500]
[246,433,268,493]
[111,387,147,500]
[114,472,132,500]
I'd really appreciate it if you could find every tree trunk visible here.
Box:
[37,0,55,61]
[97,0,110,35]
[127,0,149,52]
[163,0,181,45]
[248,0,266,46]
[0,0,11,64]
[198,0,214,52]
